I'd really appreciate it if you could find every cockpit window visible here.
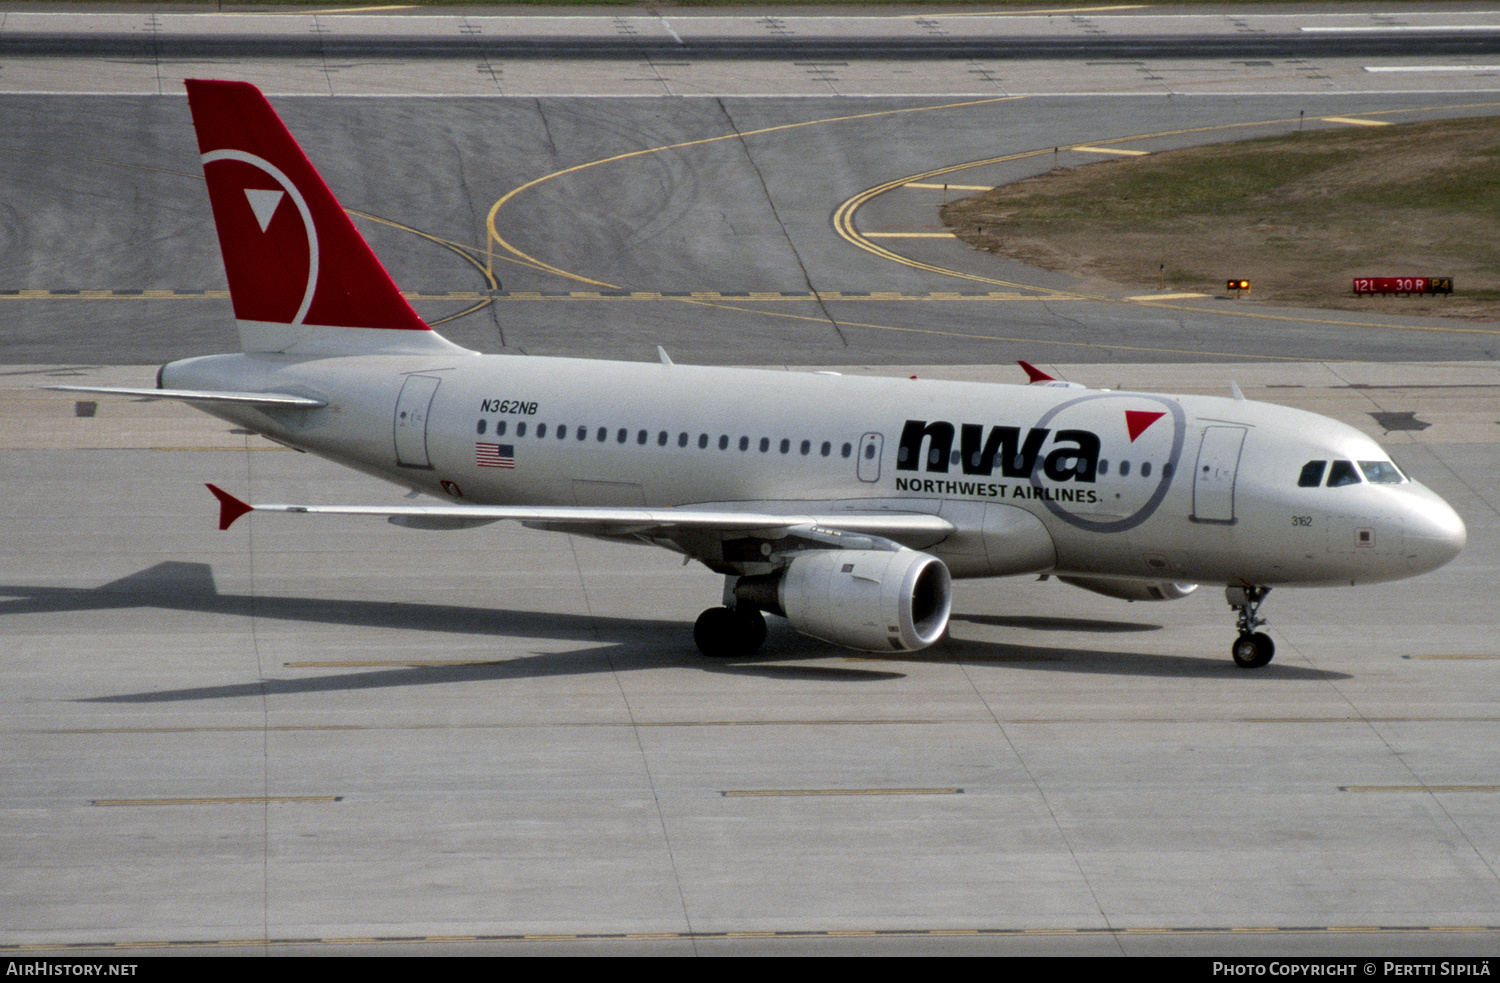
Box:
[1360,460,1406,484]
[1298,460,1327,487]
[1326,460,1362,487]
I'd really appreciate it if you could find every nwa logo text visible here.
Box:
[896,420,1100,482]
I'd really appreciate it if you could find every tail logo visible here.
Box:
[201,149,319,327]
[1032,393,1187,534]
[244,188,285,232]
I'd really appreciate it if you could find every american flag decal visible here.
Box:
[475,442,515,469]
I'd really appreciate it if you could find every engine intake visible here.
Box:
[737,549,952,652]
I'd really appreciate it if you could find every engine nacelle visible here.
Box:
[1058,575,1198,602]
[738,549,952,652]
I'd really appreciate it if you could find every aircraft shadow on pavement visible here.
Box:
[0,562,1347,702]
[939,635,1348,680]
[952,612,1162,633]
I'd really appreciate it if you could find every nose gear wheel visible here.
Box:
[1226,585,1274,668]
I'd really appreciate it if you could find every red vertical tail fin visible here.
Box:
[184,79,466,356]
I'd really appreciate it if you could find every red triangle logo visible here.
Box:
[1125,410,1165,442]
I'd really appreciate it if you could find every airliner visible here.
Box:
[51,80,1467,669]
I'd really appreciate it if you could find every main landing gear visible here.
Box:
[694,574,772,659]
[690,603,762,657]
[693,605,767,659]
[1226,585,1274,668]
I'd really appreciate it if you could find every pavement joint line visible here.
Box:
[16,290,1481,316]
[30,716,1500,735]
[720,787,963,796]
[90,795,343,806]
[8,924,1500,951]
[1340,785,1500,793]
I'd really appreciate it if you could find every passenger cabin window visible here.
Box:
[1298,460,1326,487]
[1360,460,1406,484]
[1326,460,1361,487]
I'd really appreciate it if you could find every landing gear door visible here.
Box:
[1192,425,1246,523]
[857,432,883,483]
[394,374,441,470]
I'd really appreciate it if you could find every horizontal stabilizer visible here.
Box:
[47,385,326,409]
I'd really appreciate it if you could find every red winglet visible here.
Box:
[1018,360,1056,384]
[207,483,254,531]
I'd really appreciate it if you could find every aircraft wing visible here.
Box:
[46,385,327,409]
[207,484,953,543]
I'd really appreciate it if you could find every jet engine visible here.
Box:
[1058,576,1198,602]
[736,549,952,652]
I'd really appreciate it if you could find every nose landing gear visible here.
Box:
[1226,585,1274,668]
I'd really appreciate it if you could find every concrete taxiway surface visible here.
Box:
[6,359,1499,956]
[3,3,1500,957]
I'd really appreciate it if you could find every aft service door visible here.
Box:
[1192,425,1246,523]
[394,374,441,469]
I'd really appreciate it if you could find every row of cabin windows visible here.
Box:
[1298,459,1407,488]
[936,448,1170,479]
[477,418,856,459]
[1099,459,1171,478]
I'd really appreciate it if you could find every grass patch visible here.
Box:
[941,116,1500,319]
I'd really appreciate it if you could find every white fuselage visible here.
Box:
[161,350,1467,589]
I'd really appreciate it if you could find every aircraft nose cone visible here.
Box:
[1406,495,1467,574]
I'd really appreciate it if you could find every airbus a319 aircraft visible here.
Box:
[53,80,1467,668]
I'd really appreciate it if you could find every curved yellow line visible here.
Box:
[832,148,1074,293]
[349,209,498,290]
[485,97,1023,289]
[834,100,1500,335]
